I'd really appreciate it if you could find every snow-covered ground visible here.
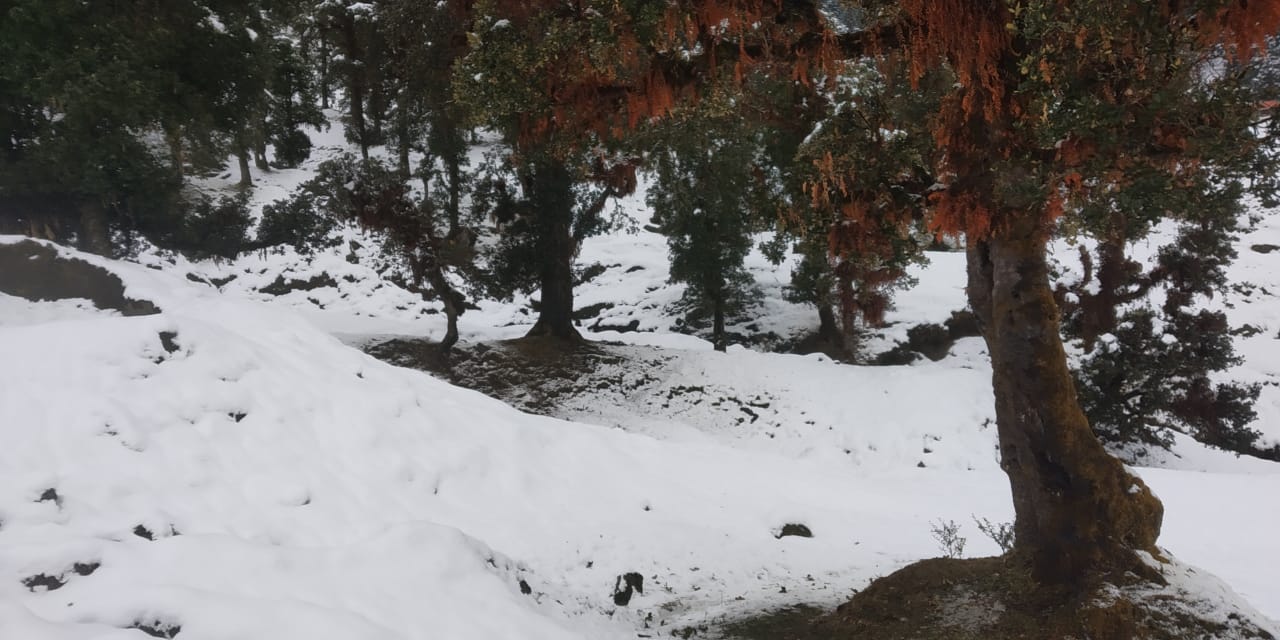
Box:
[3,127,1279,638]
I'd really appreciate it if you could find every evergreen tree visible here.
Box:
[0,0,266,254]
[455,2,642,340]
[789,59,937,357]
[1058,191,1269,459]
[643,83,786,351]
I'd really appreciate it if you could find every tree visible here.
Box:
[867,0,1280,583]
[789,58,937,357]
[0,0,224,254]
[1058,193,1269,459]
[455,2,643,340]
[643,82,786,351]
[261,155,476,350]
[457,0,1280,592]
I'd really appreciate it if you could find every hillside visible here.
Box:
[3,143,1280,637]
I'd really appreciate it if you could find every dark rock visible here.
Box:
[775,523,813,539]
[573,301,615,321]
[130,620,182,639]
[1251,244,1279,254]
[625,265,645,273]
[519,579,532,595]
[73,561,100,576]
[133,525,155,541]
[158,332,181,354]
[612,572,645,606]
[574,263,609,286]
[37,488,60,505]
[0,240,160,315]
[591,318,640,333]
[21,573,64,592]
[259,272,338,296]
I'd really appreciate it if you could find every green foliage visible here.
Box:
[1068,202,1265,457]
[644,100,779,348]
[1075,308,1262,454]
[171,192,254,260]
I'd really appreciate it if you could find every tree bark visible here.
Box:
[77,201,111,257]
[165,127,185,178]
[967,220,1164,585]
[526,225,579,339]
[423,264,461,352]
[396,107,412,181]
[237,151,253,189]
[525,160,581,340]
[712,294,727,352]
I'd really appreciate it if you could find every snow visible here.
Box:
[3,122,1279,637]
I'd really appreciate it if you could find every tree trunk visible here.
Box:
[712,294,727,352]
[254,138,269,172]
[166,127,185,178]
[423,264,460,353]
[77,201,111,257]
[445,153,462,236]
[835,264,860,354]
[319,37,332,110]
[396,108,411,182]
[525,161,581,340]
[237,152,253,189]
[527,230,579,339]
[966,221,1164,585]
[817,304,840,344]
[337,15,369,161]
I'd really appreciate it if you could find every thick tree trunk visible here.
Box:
[817,305,840,344]
[525,161,581,341]
[527,230,579,339]
[967,222,1164,585]
[237,152,253,189]
[77,201,111,257]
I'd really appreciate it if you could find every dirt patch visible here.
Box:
[0,240,159,315]
[364,336,666,415]
[717,556,1277,640]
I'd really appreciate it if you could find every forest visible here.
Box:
[2,1,1280,638]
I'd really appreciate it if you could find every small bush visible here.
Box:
[973,516,1015,554]
[930,519,966,559]
[907,323,953,361]
[272,129,313,169]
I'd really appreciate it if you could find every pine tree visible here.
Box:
[643,80,789,351]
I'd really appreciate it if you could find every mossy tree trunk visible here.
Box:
[966,217,1164,585]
